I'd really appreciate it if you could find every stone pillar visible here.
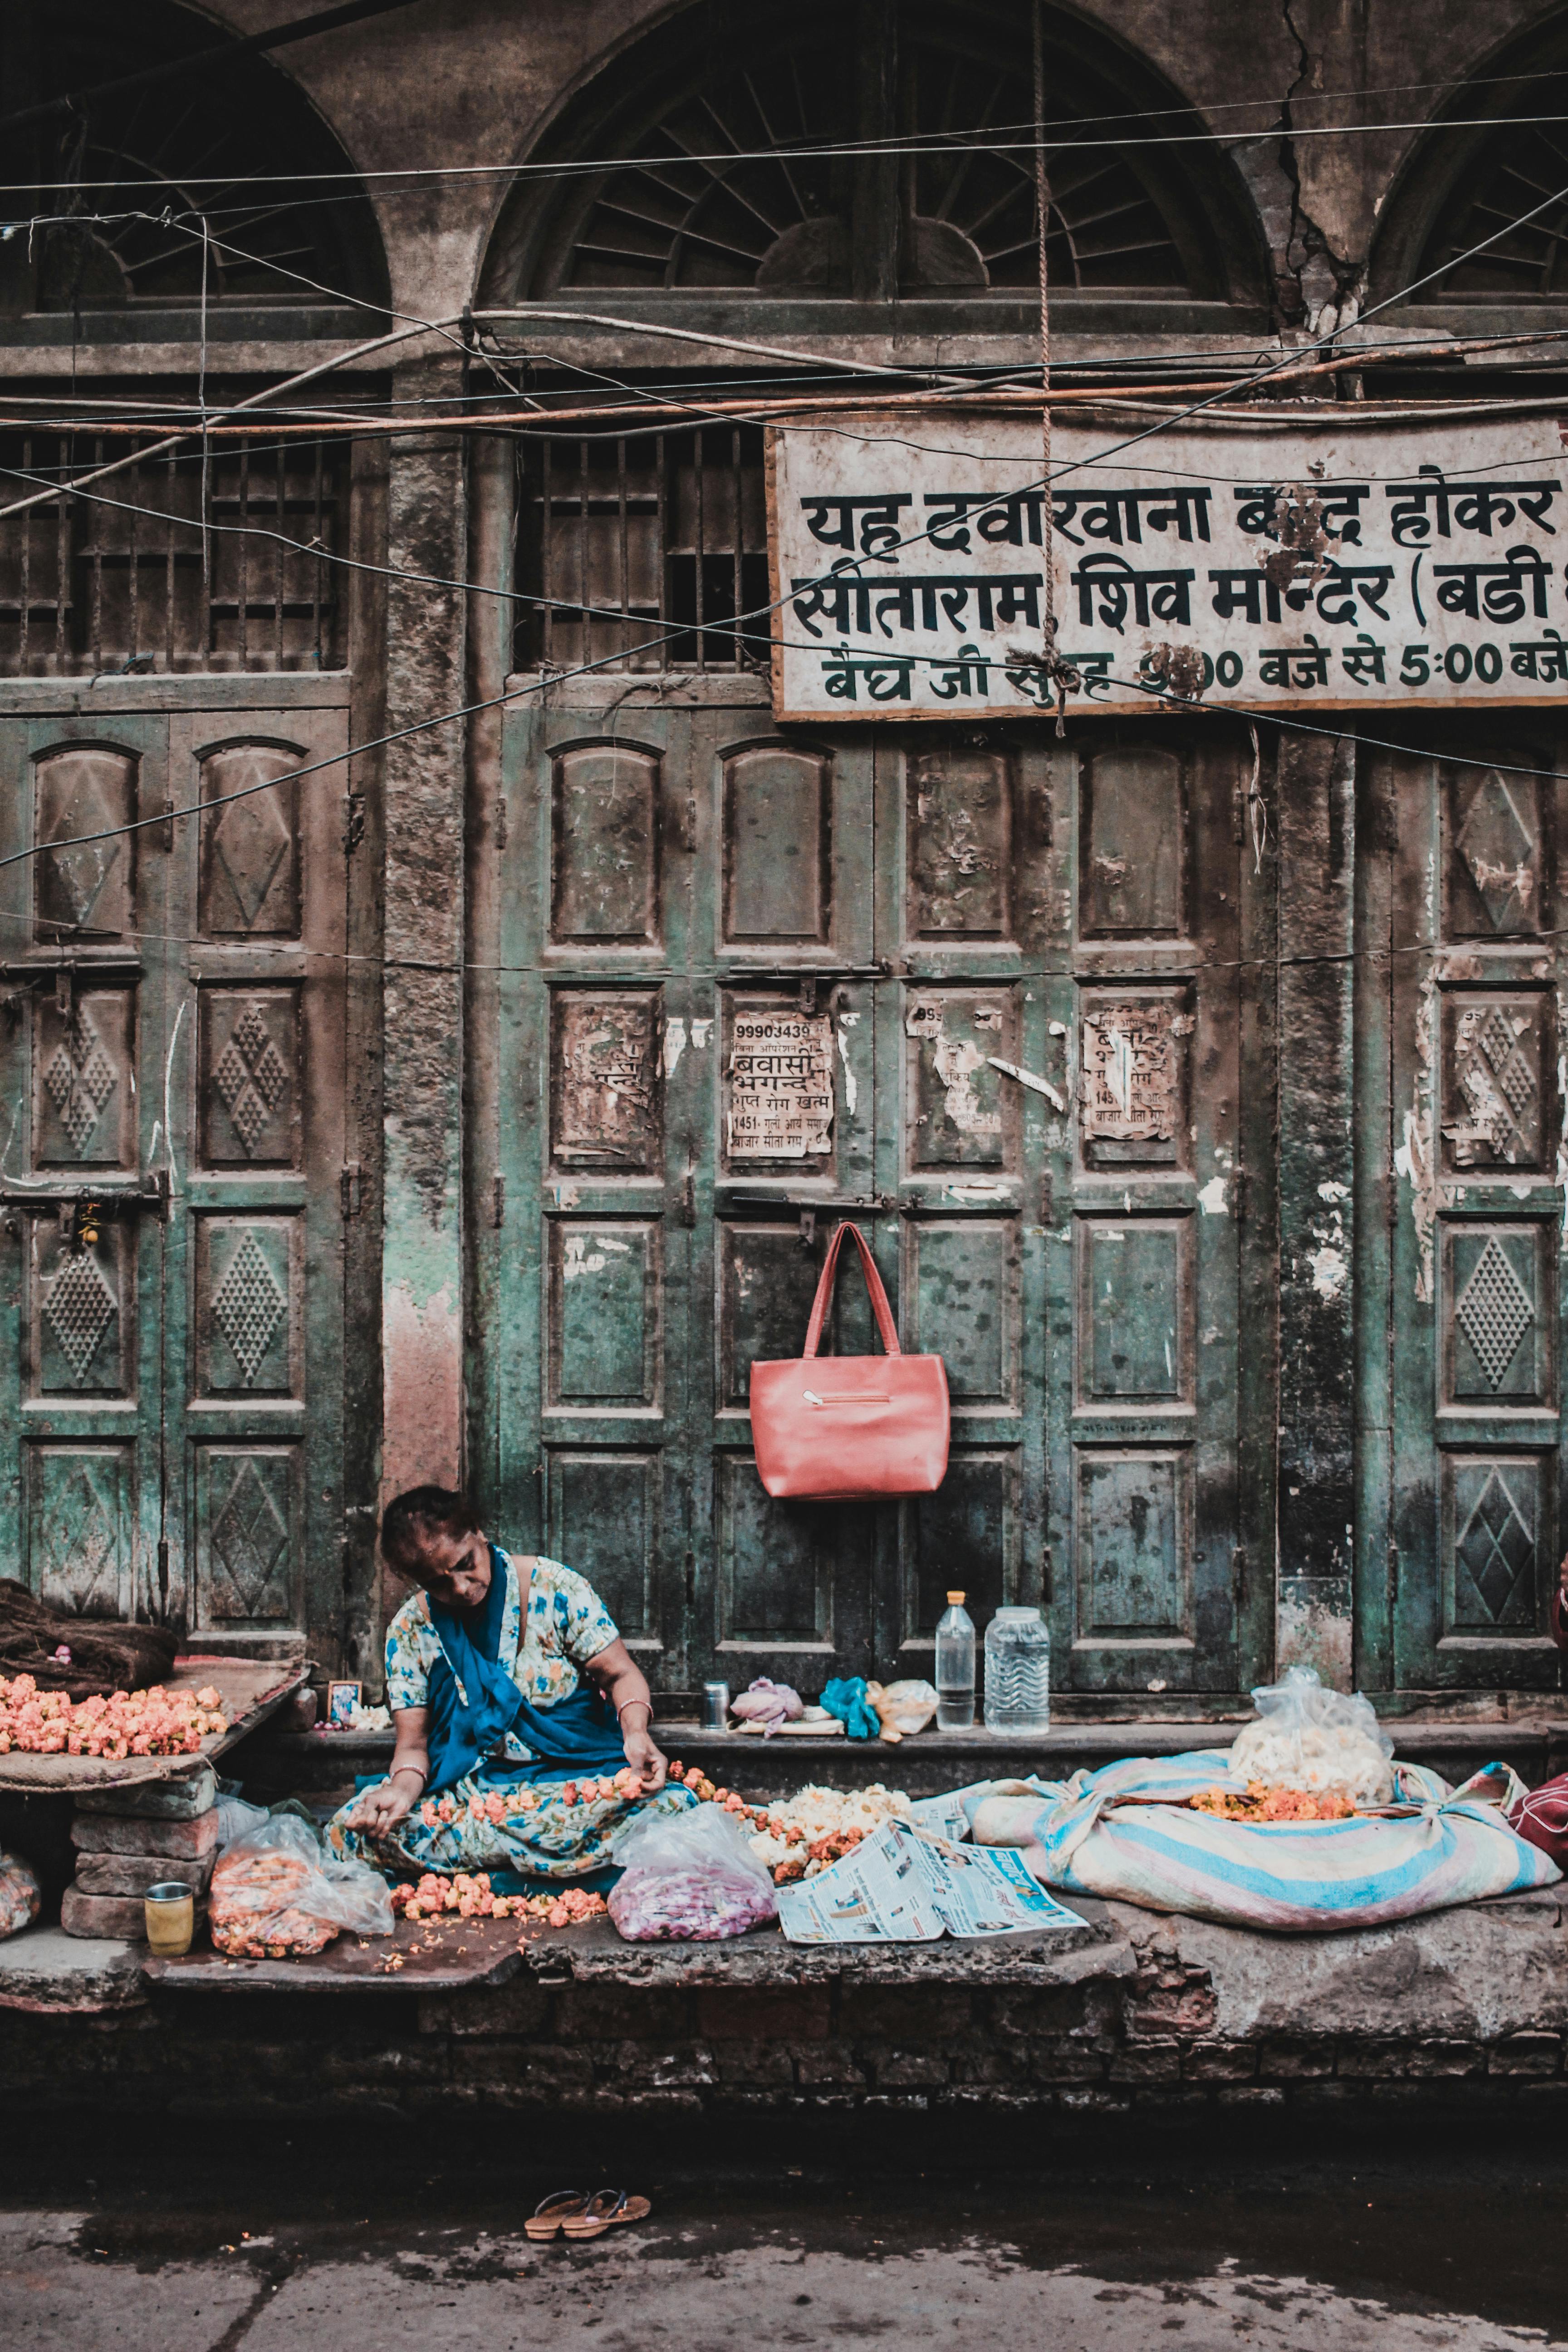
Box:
[1275,729,1357,1687]
[380,358,468,1505]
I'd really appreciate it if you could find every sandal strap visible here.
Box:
[534,2190,587,2215]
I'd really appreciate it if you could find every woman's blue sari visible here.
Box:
[422,1545,628,1793]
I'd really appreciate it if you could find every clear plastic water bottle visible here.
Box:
[934,1590,976,1730]
[984,1606,1051,1735]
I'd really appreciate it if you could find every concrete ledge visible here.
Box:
[240,1715,1568,1799]
[0,1924,146,2015]
[3,1884,1567,2119]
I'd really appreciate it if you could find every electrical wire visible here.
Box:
[6,147,1568,890]
[25,99,1568,199]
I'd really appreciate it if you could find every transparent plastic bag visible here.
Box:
[869,1678,939,1740]
[608,1802,779,1941]
[1229,1665,1395,1806]
[213,1791,269,1849]
[0,1849,40,1939]
[209,1814,394,1958]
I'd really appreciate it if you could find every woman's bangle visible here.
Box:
[390,1762,427,1789]
[617,1700,653,1726]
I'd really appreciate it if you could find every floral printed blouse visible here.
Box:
[383,1551,620,1715]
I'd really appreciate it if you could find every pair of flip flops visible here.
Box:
[525,2190,651,2242]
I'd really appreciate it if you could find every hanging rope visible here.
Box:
[1033,0,1077,737]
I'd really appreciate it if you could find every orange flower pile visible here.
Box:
[0,1673,227,1759]
[390,1870,608,1929]
[1191,1781,1355,1822]
[211,1846,333,1958]
[668,1760,868,1884]
[416,1765,642,1832]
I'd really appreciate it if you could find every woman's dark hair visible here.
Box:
[380,1485,480,1566]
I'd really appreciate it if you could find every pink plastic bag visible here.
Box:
[608,1804,778,1941]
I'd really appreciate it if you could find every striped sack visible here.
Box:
[963,1750,1559,1932]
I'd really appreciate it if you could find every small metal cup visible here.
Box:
[701,1680,731,1730]
[144,1880,195,1958]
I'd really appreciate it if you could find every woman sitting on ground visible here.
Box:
[328,1485,691,1881]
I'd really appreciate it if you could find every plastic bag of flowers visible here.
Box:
[0,1850,41,1938]
[209,1814,394,1959]
[608,1801,779,1942]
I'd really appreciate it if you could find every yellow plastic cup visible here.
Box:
[144,1881,195,1957]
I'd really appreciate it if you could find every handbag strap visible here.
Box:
[802,1221,902,1360]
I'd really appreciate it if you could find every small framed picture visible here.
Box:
[327,1679,362,1729]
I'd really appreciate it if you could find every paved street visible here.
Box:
[4,2152,1565,2352]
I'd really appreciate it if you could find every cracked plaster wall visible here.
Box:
[193,0,1568,334]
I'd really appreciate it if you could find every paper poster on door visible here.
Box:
[727,1011,834,1158]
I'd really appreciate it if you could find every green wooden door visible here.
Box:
[1365,734,1566,1695]
[0,696,351,1651]
[876,720,1272,1698]
[490,696,1272,1704]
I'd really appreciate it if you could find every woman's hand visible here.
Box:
[349,1770,421,1835]
[622,1724,667,1794]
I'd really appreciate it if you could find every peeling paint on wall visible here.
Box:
[1392,975,1437,1303]
[837,1021,858,1114]
[1197,1176,1229,1215]
[663,1015,687,1078]
[1309,1243,1348,1299]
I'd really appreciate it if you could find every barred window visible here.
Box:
[514,426,769,674]
[0,432,342,676]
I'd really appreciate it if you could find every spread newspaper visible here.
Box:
[776,1815,1083,1945]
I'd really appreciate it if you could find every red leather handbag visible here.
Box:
[749,1221,950,1501]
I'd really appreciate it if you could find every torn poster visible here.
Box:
[727,1009,835,1158]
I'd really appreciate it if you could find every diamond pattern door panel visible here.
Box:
[195,1217,299,1397]
[1380,744,1564,1691]
[1441,994,1549,1171]
[34,749,137,938]
[29,1220,132,1396]
[198,744,302,936]
[1444,1455,1543,1636]
[1447,768,1546,937]
[34,991,135,1167]
[1442,1225,1550,1406]
[200,990,300,1167]
[26,1444,133,1618]
[0,700,350,1656]
[194,1445,300,1628]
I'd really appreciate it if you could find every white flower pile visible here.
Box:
[745,1781,912,1873]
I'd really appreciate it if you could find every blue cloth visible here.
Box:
[423,1546,628,1793]
[821,1676,881,1741]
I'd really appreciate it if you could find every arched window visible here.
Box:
[2,0,387,313]
[484,0,1264,307]
[1372,17,1568,304]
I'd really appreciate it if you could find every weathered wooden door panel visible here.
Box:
[169,708,349,1649]
[0,715,171,1619]
[1373,739,1566,1693]
[489,698,1271,1705]
[1044,726,1266,1697]
[0,700,350,1648]
[493,706,696,1682]
[694,711,878,1686]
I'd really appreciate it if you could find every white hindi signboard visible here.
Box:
[765,407,1568,721]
